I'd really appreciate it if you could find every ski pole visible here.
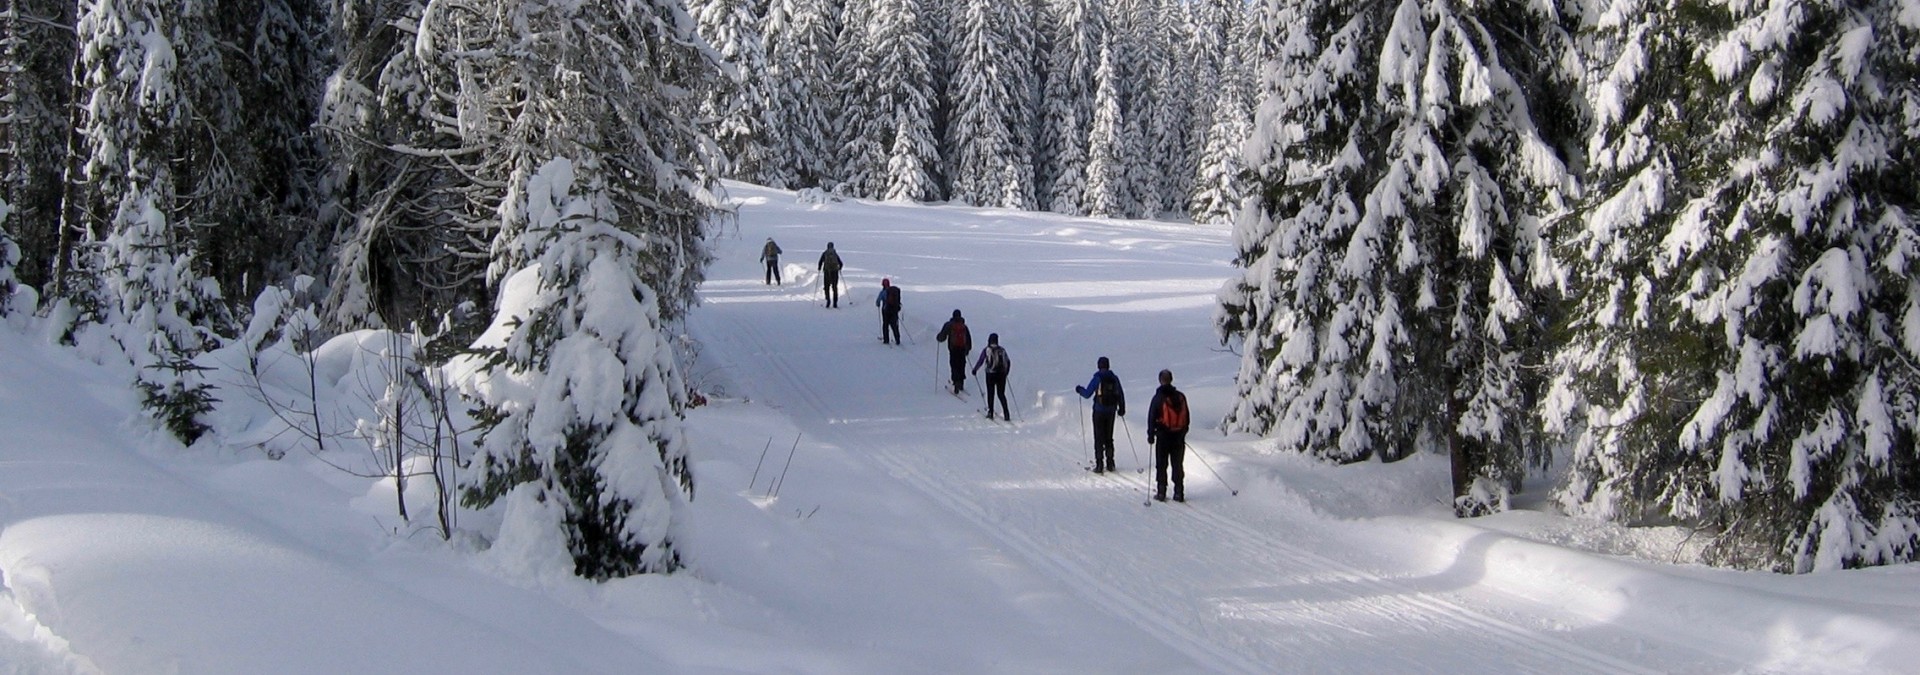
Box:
[1188,442,1239,496]
[770,432,803,498]
[748,436,773,490]
[1121,420,1145,474]
[1077,396,1088,460]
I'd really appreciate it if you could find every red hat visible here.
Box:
[882,278,891,286]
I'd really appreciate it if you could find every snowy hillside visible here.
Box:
[4,184,1919,673]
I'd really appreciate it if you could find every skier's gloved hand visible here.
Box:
[1147,433,1157,444]
[1075,386,1086,396]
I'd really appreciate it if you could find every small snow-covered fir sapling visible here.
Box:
[464,158,696,579]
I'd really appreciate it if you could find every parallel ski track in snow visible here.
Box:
[698,305,1705,674]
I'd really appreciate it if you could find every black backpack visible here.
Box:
[1094,372,1119,407]
[883,286,901,311]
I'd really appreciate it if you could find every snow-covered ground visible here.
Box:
[4,183,1919,673]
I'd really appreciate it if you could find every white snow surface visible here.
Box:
[4,182,1920,673]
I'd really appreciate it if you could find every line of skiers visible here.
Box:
[762,236,1192,502]
[942,316,1189,501]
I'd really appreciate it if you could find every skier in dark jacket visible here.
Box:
[934,310,971,394]
[760,238,783,285]
[1145,369,1189,502]
[971,333,1011,420]
[1074,357,1125,473]
[875,278,902,344]
[817,242,843,307]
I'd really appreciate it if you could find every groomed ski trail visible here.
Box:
[692,299,1737,674]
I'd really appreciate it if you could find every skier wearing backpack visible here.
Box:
[971,333,1011,420]
[935,310,971,394]
[817,242,844,307]
[1146,369,1190,502]
[760,238,783,285]
[1074,357,1125,473]
[874,278,903,344]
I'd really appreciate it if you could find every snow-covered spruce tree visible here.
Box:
[691,0,784,187]
[1163,0,1232,219]
[467,158,699,579]
[71,0,235,444]
[1555,0,1920,571]
[1189,75,1252,226]
[1549,0,1718,539]
[326,0,718,329]
[1118,83,1156,218]
[1219,0,1578,515]
[764,0,841,188]
[861,0,939,202]
[1188,1,1255,225]
[1084,40,1126,219]
[945,0,1036,208]
[886,112,939,202]
[71,0,325,316]
[1037,0,1105,214]
[1047,111,1089,215]
[1217,0,1371,463]
[1105,0,1156,218]
[919,0,952,194]
[834,0,888,196]
[1113,0,1167,217]
[1023,0,1053,181]
[443,0,722,579]
[0,0,75,292]
[320,0,520,332]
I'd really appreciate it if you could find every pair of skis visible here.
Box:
[1084,463,1186,507]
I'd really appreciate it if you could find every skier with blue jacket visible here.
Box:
[1074,356,1125,473]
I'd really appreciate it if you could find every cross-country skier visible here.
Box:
[817,243,843,307]
[1074,357,1125,473]
[760,238,783,285]
[935,310,972,394]
[875,278,903,344]
[972,333,1011,420]
[1146,369,1190,502]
